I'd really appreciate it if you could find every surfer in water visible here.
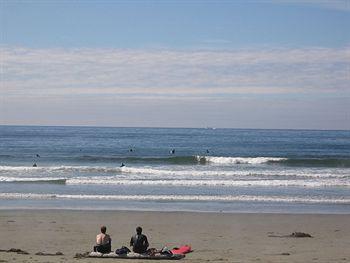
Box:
[120,163,125,167]
[33,163,37,167]
[170,149,175,154]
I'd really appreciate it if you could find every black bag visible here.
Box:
[115,246,131,255]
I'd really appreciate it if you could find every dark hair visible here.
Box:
[101,226,107,234]
[136,226,142,234]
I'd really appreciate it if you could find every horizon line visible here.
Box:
[0,124,348,132]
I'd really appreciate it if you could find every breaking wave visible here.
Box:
[197,156,350,167]
[196,156,287,164]
[119,167,349,179]
[0,165,348,179]
[0,165,121,173]
[1,155,349,167]
[0,177,66,184]
[0,192,349,204]
[65,178,350,187]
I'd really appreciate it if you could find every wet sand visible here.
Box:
[0,210,349,262]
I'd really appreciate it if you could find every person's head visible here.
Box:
[101,226,107,234]
[136,226,142,234]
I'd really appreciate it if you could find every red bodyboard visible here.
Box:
[171,245,192,255]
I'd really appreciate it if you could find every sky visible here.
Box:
[0,0,349,129]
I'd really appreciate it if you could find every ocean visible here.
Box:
[0,125,349,213]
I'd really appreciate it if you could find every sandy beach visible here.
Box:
[0,210,349,262]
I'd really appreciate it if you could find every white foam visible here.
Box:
[0,192,348,204]
[0,164,348,180]
[0,177,66,183]
[0,174,347,187]
[0,165,121,173]
[120,167,348,179]
[65,177,350,188]
[196,156,287,164]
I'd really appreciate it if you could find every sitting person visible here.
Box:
[130,226,149,254]
[93,225,111,253]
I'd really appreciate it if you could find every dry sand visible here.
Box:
[0,210,349,263]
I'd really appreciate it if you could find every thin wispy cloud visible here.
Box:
[1,46,349,98]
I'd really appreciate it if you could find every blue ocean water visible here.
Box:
[0,125,349,213]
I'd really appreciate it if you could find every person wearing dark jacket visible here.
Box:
[130,226,149,253]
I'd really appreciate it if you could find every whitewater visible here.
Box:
[0,126,349,213]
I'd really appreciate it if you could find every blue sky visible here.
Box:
[2,1,350,48]
[1,0,349,129]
